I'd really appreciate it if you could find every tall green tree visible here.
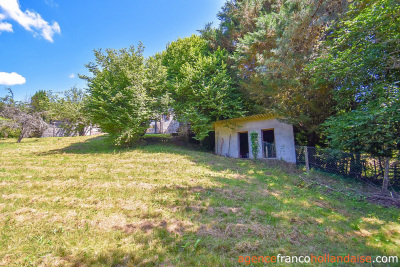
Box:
[311,0,400,190]
[81,44,152,146]
[163,35,244,140]
[312,0,400,112]
[81,44,167,146]
[144,53,169,116]
[30,90,50,114]
[312,0,400,156]
[48,87,90,136]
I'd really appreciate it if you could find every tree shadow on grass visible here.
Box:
[35,135,200,156]
[35,135,131,155]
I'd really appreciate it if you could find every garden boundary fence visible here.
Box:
[295,146,400,190]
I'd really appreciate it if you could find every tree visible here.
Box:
[30,90,50,114]
[47,87,90,136]
[312,0,400,190]
[324,89,400,191]
[200,0,267,54]
[80,44,162,146]
[144,53,169,117]
[0,89,47,143]
[312,0,400,111]
[163,35,244,140]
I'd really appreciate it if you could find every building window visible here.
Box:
[262,129,276,158]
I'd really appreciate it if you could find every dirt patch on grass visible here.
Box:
[165,185,208,193]
[198,222,275,239]
[206,206,244,216]
[2,193,26,200]
[249,208,267,219]
[114,219,194,235]
[13,207,50,222]
[311,200,333,210]
[214,187,246,201]
[231,173,248,180]
[118,199,149,211]
[233,240,262,253]
[186,205,244,216]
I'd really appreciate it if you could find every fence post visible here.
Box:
[304,146,310,173]
[382,157,390,192]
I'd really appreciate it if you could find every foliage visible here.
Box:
[144,53,169,116]
[30,90,50,114]
[47,87,90,136]
[163,35,209,80]
[199,0,266,54]
[312,0,400,156]
[163,35,244,140]
[0,104,47,142]
[0,118,21,138]
[250,131,259,159]
[0,87,15,108]
[312,0,400,111]
[324,86,400,158]
[0,88,48,142]
[81,44,161,146]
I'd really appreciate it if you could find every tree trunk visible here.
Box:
[382,157,390,192]
[17,133,23,143]
[78,125,85,136]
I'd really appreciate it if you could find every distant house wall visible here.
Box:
[83,126,102,136]
[147,114,180,134]
[41,121,101,137]
[214,116,296,163]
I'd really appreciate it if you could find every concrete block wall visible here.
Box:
[214,118,296,163]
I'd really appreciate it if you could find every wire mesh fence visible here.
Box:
[295,146,400,190]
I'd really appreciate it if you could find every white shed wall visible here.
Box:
[214,118,296,163]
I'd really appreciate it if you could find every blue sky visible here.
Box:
[0,0,225,101]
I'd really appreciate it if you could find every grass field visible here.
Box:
[0,135,399,266]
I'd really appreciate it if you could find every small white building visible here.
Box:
[214,114,296,163]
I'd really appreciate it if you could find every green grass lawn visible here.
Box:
[0,135,399,266]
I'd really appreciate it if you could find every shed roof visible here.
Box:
[213,112,278,126]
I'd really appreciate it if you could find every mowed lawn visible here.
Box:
[0,135,399,266]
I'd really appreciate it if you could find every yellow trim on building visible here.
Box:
[213,113,278,127]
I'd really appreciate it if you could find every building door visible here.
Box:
[238,132,249,158]
[262,129,276,158]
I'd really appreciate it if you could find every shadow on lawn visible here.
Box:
[36,134,200,156]
[39,136,400,266]
[36,135,129,155]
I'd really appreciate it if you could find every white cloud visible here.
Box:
[0,72,26,85]
[0,21,12,32]
[0,12,12,32]
[68,73,75,79]
[0,0,60,42]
